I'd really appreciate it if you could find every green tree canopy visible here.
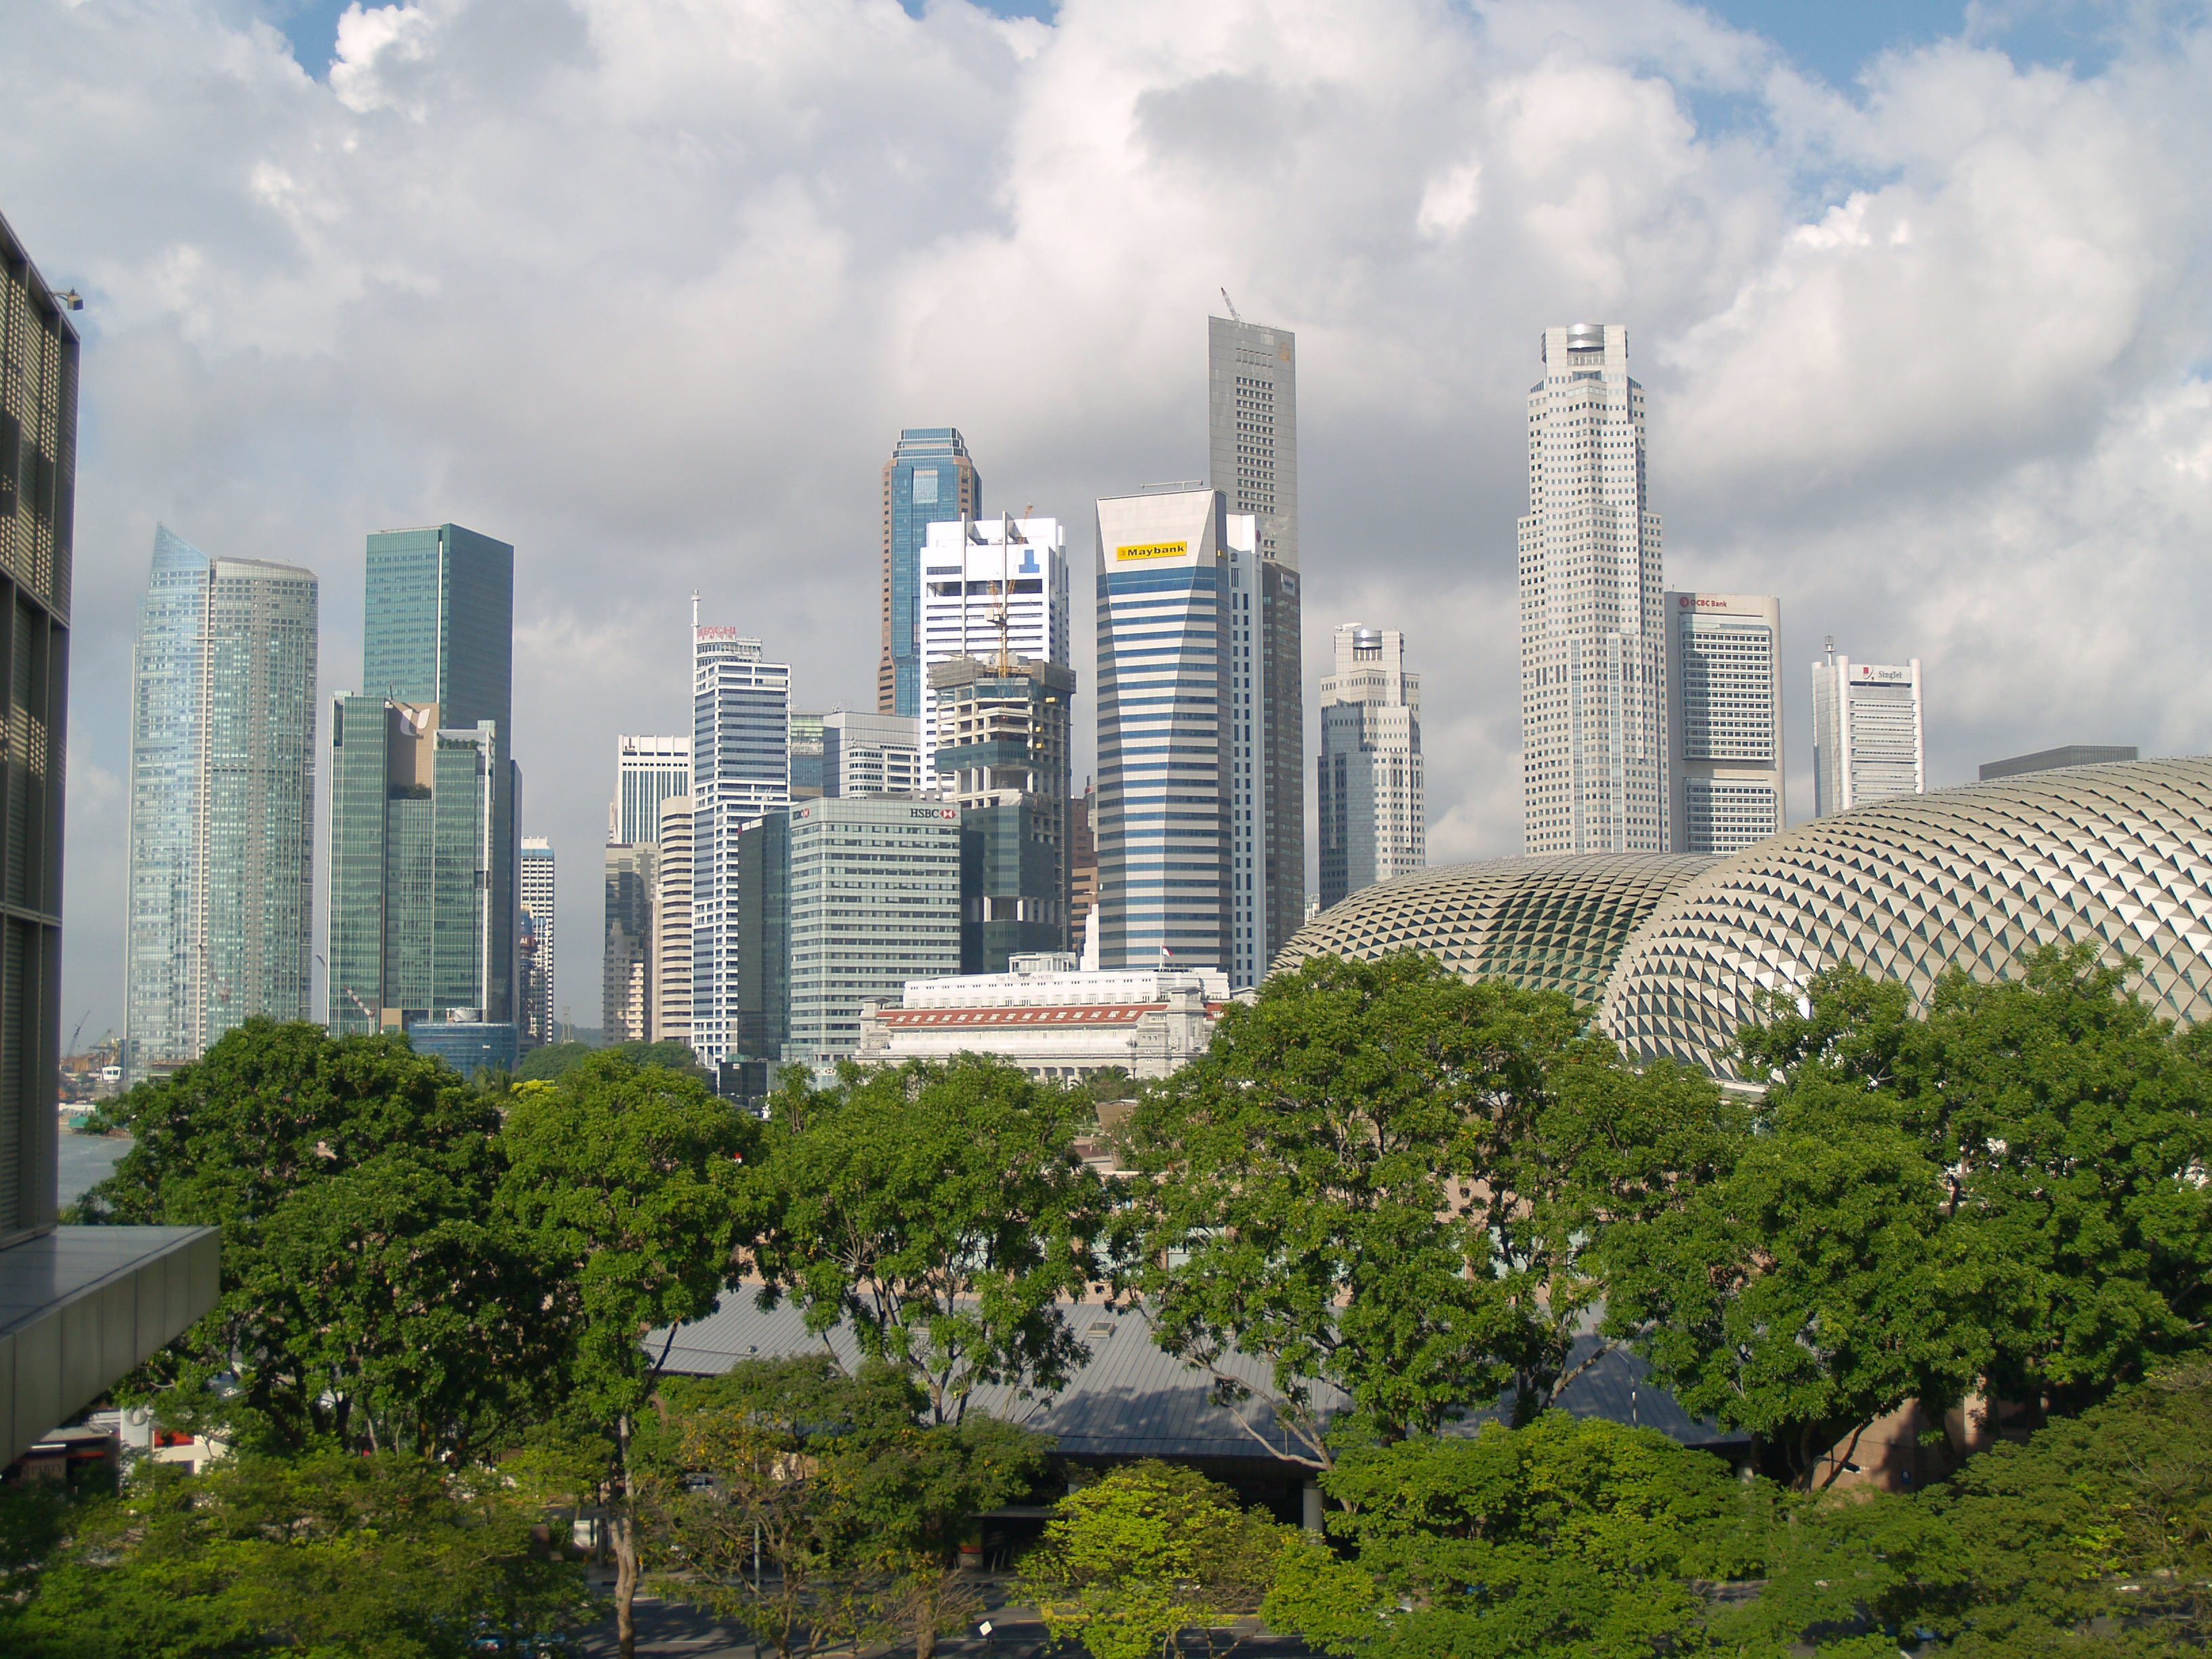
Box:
[1024,1460,1298,1659]
[515,1038,705,1083]
[1603,945,2212,1482]
[0,1450,593,1659]
[77,1018,558,1458]
[1724,1355,2212,1659]
[648,1357,1048,1659]
[750,1057,1110,1425]
[1116,954,1737,1463]
[497,1051,760,1659]
[1269,1414,1773,1659]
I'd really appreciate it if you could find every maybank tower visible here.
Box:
[1095,487,1299,983]
[1519,323,1666,855]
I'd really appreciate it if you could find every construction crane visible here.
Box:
[1219,287,1242,323]
[65,1011,89,1062]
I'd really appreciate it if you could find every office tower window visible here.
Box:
[613,735,689,845]
[1518,324,1666,856]
[331,524,518,1035]
[1666,592,1784,855]
[1208,315,1298,569]
[651,794,695,1048]
[917,514,1071,782]
[125,528,317,1079]
[879,429,981,718]
[690,624,790,1068]
[1316,625,1425,910]
[1812,649,1925,815]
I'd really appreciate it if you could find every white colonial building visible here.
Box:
[856,954,1231,1082]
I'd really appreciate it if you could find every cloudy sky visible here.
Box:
[5,0,2209,1042]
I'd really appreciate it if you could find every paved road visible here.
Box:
[567,1576,1322,1657]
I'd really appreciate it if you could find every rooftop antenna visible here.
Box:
[1824,634,1836,665]
[1219,287,1242,323]
[691,590,699,632]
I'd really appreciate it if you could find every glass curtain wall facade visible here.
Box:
[1664,592,1783,854]
[327,699,510,1032]
[337,523,518,1031]
[1224,527,1303,987]
[690,626,790,1067]
[1094,489,1229,972]
[0,211,76,1246]
[602,841,655,1042]
[125,527,318,1077]
[879,428,979,718]
[1519,324,1666,856]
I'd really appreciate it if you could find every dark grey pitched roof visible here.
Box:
[649,1297,1740,1463]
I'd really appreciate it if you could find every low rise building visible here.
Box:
[857,953,1231,1082]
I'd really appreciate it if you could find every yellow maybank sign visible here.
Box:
[1115,541,1189,562]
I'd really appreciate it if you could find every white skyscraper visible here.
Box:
[691,623,791,1068]
[613,735,689,844]
[822,710,924,797]
[1519,323,1665,855]
[518,838,555,1048]
[1208,313,1298,569]
[1665,592,1784,854]
[1812,647,1925,816]
[918,514,1069,779]
[651,794,695,1048]
[1317,626,1425,910]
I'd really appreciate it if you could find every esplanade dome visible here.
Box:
[1271,852,1717,1008]
[1273,758,2212,1080]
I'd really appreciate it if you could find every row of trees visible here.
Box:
[1,940,2206,1655]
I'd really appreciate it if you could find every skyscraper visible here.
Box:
[1812,647,1925,816]
[518,838,554,1048]
[879,428,981,718]
[325,698,511,1033]
[1664,592,1784,855]
[783,798,961,1067]
[1223,519,1303,987]
[821,711,923,797]
[651,794,695,1047]
[1094,488,1232,973]
[917,514,1071,777]
[124,528,318,1078]
[1519,323,1665,855]
[930,654,1074,972]
[1317,625,1424,911]
[1208,314,1298,568]
[690,622,790,1068]
[613,735,689,844]
[603,840,655,1043]
[329,522,518,1034]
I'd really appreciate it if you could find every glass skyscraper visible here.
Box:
[878,428,979,718]
[328,523,518,1034]
[125,527,318,1077]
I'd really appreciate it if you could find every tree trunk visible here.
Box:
[615,1412,640,1659]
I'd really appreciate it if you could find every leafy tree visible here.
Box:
[1723,1355,2212,1658]
[0,1450,594,1658]
[1023,1460,1297,1659]
[751,1057,1110,1424]
[75,1018,557,1458]
[498,1051,759,1659]
[1603,945,2212,1482]
[1269,1414,1772,1659]
[517,1038,705,1084]
[648,1358,1048,1659]
[1116,954,1735,1464]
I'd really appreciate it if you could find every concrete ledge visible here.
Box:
[0,1226,220,1465]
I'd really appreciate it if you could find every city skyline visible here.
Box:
[21,0,2212,1040]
